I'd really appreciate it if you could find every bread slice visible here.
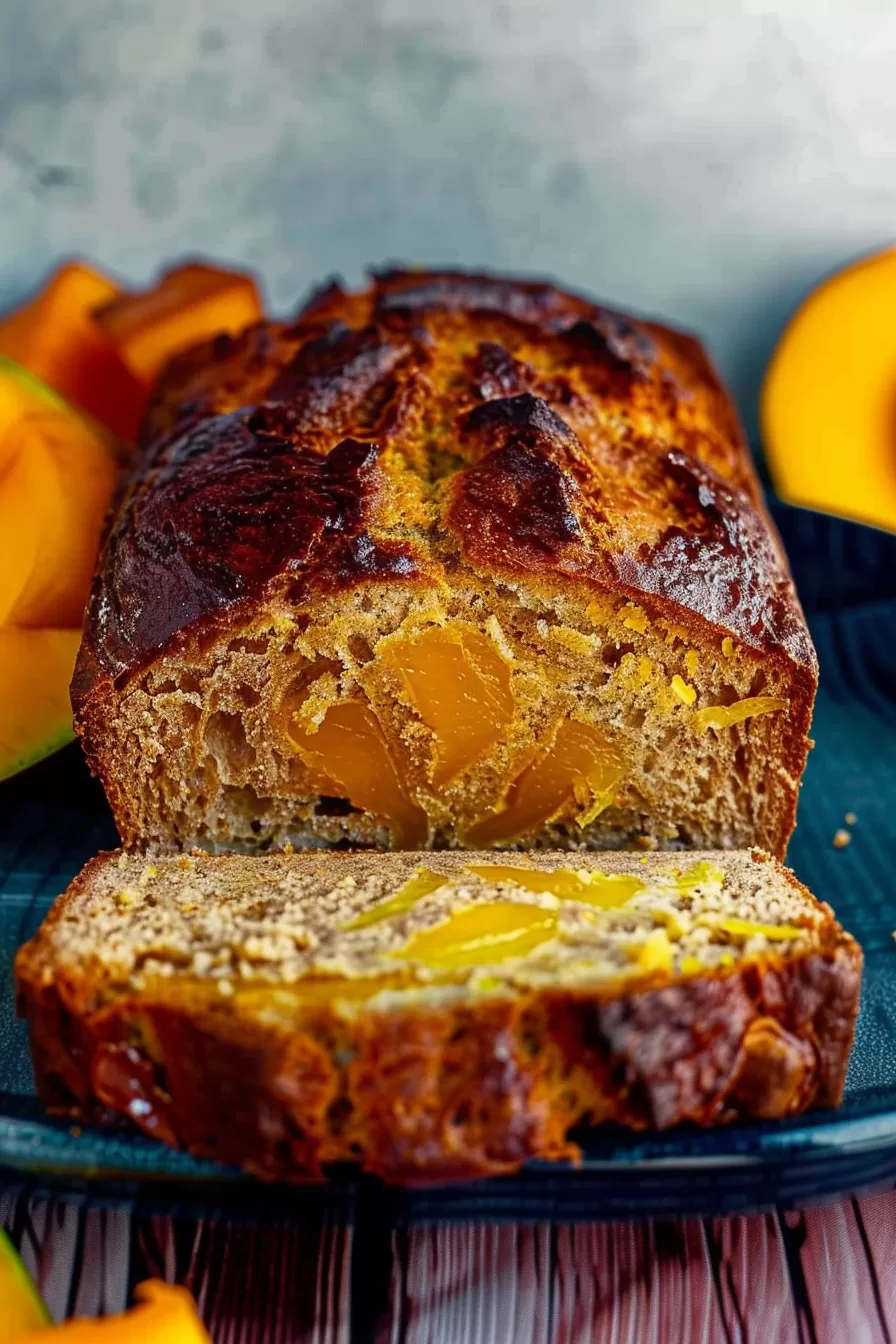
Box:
[72,269,816,857]
[16,848,860,1184]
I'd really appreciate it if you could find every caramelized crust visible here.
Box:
[16,848,860,1185]
[73,270,817,855]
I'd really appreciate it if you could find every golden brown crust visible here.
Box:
[72,269,817,858]
[16,848,860,1185]
[75,268,815,686]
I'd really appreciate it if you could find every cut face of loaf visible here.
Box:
[73,270,817,855]
[16,848,861,1184]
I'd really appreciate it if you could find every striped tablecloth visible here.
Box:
[4,1186,895,1342]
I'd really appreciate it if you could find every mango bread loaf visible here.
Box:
[16,848,860,1183]
[73,269,817,855]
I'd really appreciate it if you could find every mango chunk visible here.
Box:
[381,624,513,785]
[0,1228,51,1332]
[0,261,148,441]
[466,863,644,908]
[463,719,626,846]
[761,245,896,533]
[0,628,81,781]
[344,868,449,930]
[693,696,788,733]
[630,928,674,973]
[287,698,428,848]
[94,262,263,384]
[393,902,558,970]
[9,1279,211,1342]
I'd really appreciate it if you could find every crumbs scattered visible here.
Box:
[845,812,857,827]
[833,829,852,850]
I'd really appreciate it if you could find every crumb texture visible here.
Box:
[74,270,817,855]
[16,847,861,1184]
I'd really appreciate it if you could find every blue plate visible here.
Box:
[2,500,896,1222]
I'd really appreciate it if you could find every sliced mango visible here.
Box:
[8,1279,211,1342]
[761,245,896,533]
[463,719,626,846]
[693,696,788,733]
[344,867,449,930]
[380,623,514,785]
[393,902,558,970]
[0,628,80,780]
[466,863,644,908]
[0,361,119,629]
[94,261,262,384]
[287,698,428,848]
[0,261,148,441]
[0,1228,51,1332]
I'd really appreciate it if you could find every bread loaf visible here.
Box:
[16,847,860,1184]
[73,269,816,854]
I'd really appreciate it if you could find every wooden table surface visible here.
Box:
[4,1185,895,1342]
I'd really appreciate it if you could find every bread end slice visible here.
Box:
[16,848,861,1184]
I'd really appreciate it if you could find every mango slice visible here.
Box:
[287,698,428,848]
[0,418,118,630]
[0,261,147,441]
[712,917,804,941]
[380,624,514,785]
[94,262,262,384]
[393,902,558,970]
[761,245,896,533]
[344,867,449,930]
[466,863,644,908]
[9,1279,211,1342]
[463,719,625,845]
[693,696,788,733]
[0,629,81,780]
[0,1228,51,1332]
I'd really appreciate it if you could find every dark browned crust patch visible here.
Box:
[79,268,815,691]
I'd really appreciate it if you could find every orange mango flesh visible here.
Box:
[0,1228,51,1332]
[712,917,803,941]
[0,261,148,441]
[94,262,263,384]
[287,698,428,848]
[7,1279,211,1342]
[0,629,81,778]
[761,245,896,533]
[693,696,788,733]
[344,867,449,930]
[465,863,644,907]
[463,719,626,846]
[393,901,559,970]
[380,624,514,785]
[0,408,119,629]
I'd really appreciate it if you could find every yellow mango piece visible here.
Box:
[0,1228,51,1332]
[344,867,449,930]
[393,902,558,969]
[672,861,725,895]
[11,1278,211,1342]
[463,719,626,846]
[0,361,119,628]
[693,696,788,733]
[381,624,514,785]
[466,863,644,908]
[630,928,674,973]
[287,698,428,848]
[712,917,804,941]
[670,674,696,706]
[0,628,80,781]
[761,245,896,533]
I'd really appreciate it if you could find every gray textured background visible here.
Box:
[1,0,895,434]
